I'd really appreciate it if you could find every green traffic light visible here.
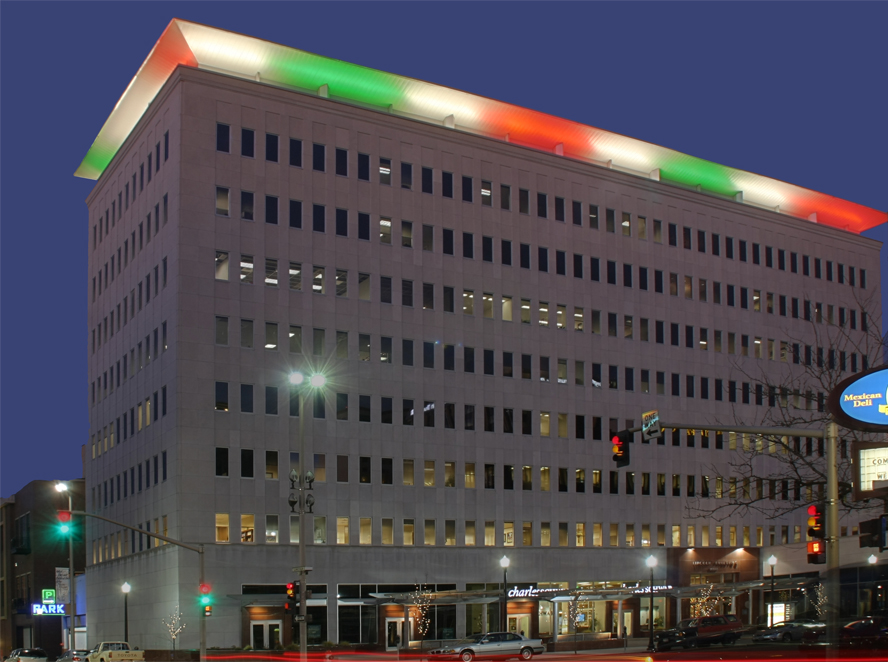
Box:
[200,595,211,606]
[60,524,70,534]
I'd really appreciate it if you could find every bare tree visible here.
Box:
[409,584,433,646]
[687,289,886,522]
[162,605,186,651]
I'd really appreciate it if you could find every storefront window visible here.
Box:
[640,597,666,630]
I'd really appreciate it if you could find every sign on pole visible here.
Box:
[642,410,661,441]
[55,567,70,604]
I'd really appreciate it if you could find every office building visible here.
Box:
[78,19,885,650]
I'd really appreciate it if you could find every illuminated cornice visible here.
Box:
[76,19,886,234]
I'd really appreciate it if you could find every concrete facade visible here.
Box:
[82,48,882,649]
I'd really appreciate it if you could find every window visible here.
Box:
[215,251,229,280]
[463,232,474,258]
[289,199,303,228]
[462,176,473,202]
[422,166,433,193]
[265,386,278,415]
[215,187,230,216]
[357,152,369,179]
[401,162,413,189]
[266,134,279,162]
[215,382,229,411]
[216,448,229,477]
[335,148,347,176]
[241,449,254,478]
[401,220,413,247]
[215,513,230,542]
[312,204,325,233]
[216,123,230,152]
[310,143,324,171]
[379,157,392,185]
[336,209,348,236]
[289,138,302,167]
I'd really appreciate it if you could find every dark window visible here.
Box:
[312,204,325,233]
[538,247,548,272]
[265,386,278,415]
[215,381,229,411]
[360,395,371,422]
[289,139,303,167]
[683,227,692,250]
[382,458,393,484]
[337,393,348,420]
[501,240,512,266]
[358,212,370,240]
[573,254,583,278]
[335,208,348,236]
[482,236,493,262]
[520,244,531,269]
[668,223,677,246]
[241,128,255,157]
[537,192,547,218]
[265,195,278,225]
[241,449,254,478]
[462,176,473,202]
[241,384,254,413]
[312,143,325,171]
[606,261,616,285]
[572,200,582,225]
[359,457,371,483]
[484,349,494,375]
[463,232,474,259]
[443,229,454,255]
[403,399,414,425]
[766,246,773,268]
[518,189,530,214]
[402,162,413,189]
[739,240,747,262]
[216,448,229,476]
[623,264,632,288]
[697,230,706,253]
[442,172,453,198]
[357,153,369,180]
[591,257,600,281]
[241,191,254,221]
[403,339,414,366]
[465,347,475,373]
[422,167,433,194]
[381,397,393,424]
[216,123,230,152]
[266,134,279,162]
[654,270,663,293]
[335,148,348,176]
[639,266,648,290]
[556,250,566,275]
[501,184,511,210]
[711,234,720,255]
[752,243,760,264]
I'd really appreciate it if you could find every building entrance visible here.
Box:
[385,617,414,651]
[508,615,530,635]
[612,610,632,638]
[250,620,281,650]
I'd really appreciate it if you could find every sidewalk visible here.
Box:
[327,638,656,660]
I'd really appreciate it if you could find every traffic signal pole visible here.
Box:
[70,510,207,662]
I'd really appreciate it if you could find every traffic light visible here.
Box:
[57,510,72,535]
[199,583,212,613]
[807,503,825,539]
[860,516,887,552]
[612,430,632,468]
[285,582,296,613]
[807,540,825,565]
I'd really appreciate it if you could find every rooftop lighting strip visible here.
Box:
[75,19,886,234]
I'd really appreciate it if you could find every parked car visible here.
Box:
[429,632,545,661]
[57,651,92,662]
[654,619,695,650]
[662,615,743,648]
[7,650,48,662]
[752,619,825,642]
[841,616,888,644]
[85,644,144,662]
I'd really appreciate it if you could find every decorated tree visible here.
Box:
[162,605,186,651]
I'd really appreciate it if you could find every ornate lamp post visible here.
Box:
[287,371,326,656]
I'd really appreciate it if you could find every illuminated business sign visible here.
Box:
[852,441,888,501]
[828,366,888,432]
[32,603,66,615]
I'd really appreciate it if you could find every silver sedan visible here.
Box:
[429,632,545,661]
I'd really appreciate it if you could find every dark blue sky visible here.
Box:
[2,2,886,497]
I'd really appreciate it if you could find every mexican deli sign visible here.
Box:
[828,366,888,432]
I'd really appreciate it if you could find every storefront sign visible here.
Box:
[632,585,673,594]
[32,603,66,615]
[508,587,561,598]
[852,441,888,501]
[828,366,888,432]
[41,589,56,604]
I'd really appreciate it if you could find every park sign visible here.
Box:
[828,365,888,432]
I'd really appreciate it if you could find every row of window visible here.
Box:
[92,194,168,301]
[212,449,824,500]
[91,451,168,510]
[92,262,168,356]
[92,134,169,251]
[90,385,168,461]
[211,381,831,430]
[91,322,167,405]
[90,515,169,565]
[212,121,868,290]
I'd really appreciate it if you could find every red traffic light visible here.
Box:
[807,503,825,539]
[199,583,211,595]
[58,510,72,523]
[808,540,824,554]
[286,583,295,598]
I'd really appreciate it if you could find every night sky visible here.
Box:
[1,2,886,497]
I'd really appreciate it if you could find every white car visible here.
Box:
[430,633,545,661]
[7,650,48,662]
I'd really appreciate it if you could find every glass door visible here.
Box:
[250,620,282,650]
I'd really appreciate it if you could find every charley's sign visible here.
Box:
[828,365,888,432]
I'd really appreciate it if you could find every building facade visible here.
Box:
[79,20,885,650]
[0,480,86,658]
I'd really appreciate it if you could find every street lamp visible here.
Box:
[121,583,131,642]
[287,370,326,657]
[646,555,658,652]
[869,554,878,565]
[56,482,75,650]
[767,555,777,627]
[500,556,510,632]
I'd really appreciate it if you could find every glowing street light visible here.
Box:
[646,556,658,652]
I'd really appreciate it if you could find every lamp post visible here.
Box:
[500,556,510,632]
[288,371,326,657]
[646,555,658,652]
[55,482,75,650]
[121,583,131,642]
[767,555,777,627]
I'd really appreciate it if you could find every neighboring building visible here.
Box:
[0,479,86,658]
[77,19,886,650]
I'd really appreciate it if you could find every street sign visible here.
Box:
[295,615,305,622]
[32,603,66,615]
[291,566,313,574]
[42,589,56,604]
[642,410,661,440]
